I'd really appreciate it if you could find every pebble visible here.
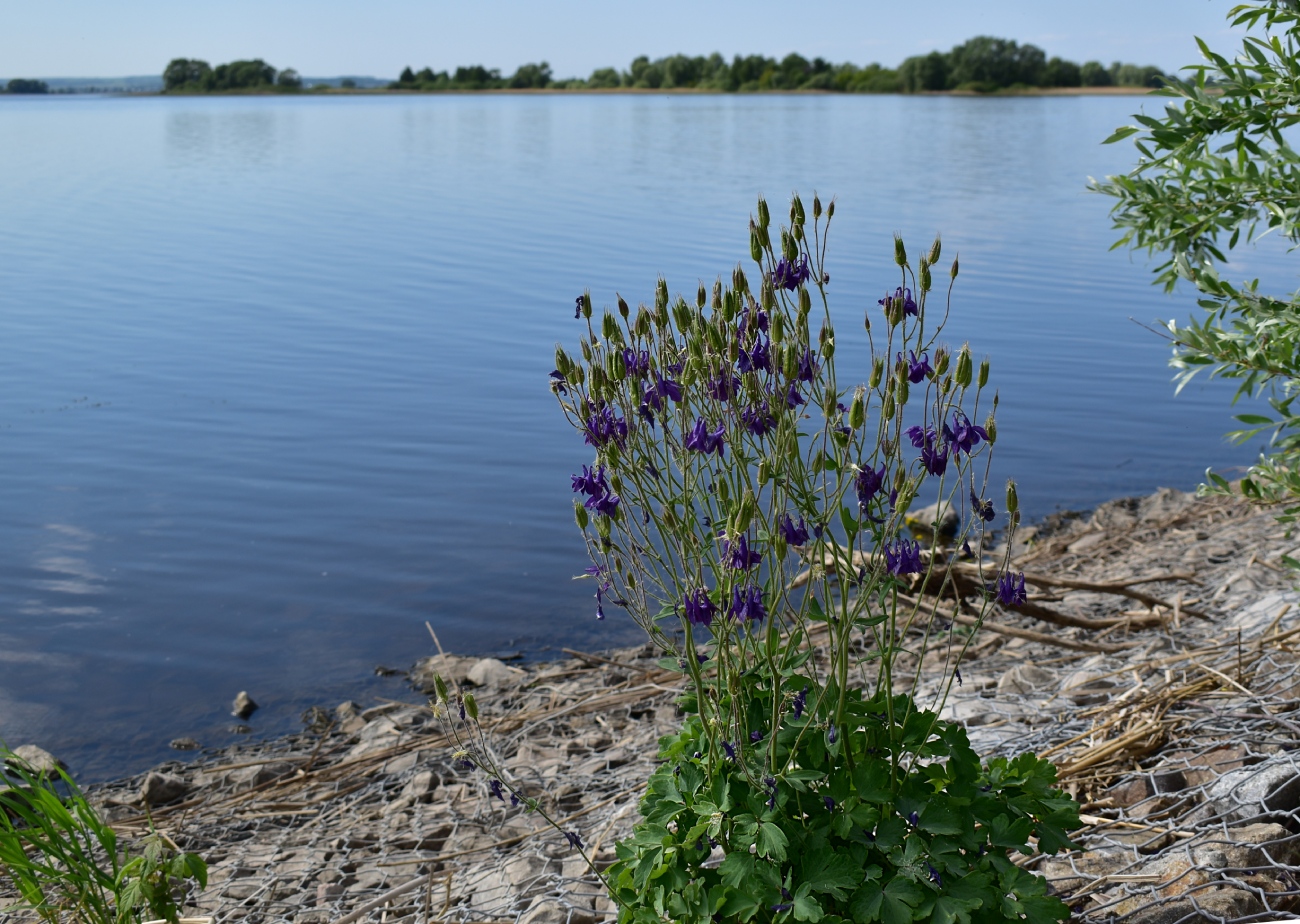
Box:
[231,690,259,719]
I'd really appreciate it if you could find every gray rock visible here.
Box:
[903,501,958,543]
[519,896,595,924]
[1200,751,1300,824]
[996,664,1055,696]
[231,690,259,719]
[466,657,522,688]
[335,701,367,734]
[169,737,202,750]
[1119,889,1264,924]
[140,772,189,806]
[226,760,295,793]
[6,745,66,775]
[409,653,479,691]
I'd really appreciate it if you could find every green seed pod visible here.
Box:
[673,300,693,332]
[822,387,838,419]
[955,348,972,387]
[712,280,723,312]
[734,489,756,533]
[757,197,770,232]
[929,236,942,265]
[697,283,707,309]
[554,347,569,378]
[662,504,677,529]
[783,344,799,378]
[750,228,763,263]
[617,295,629,319]
[575,502,589,530]
[716,478,731,507]
[463,693,478,720]
[761,280,776,311]
[589,365,607,394]
[883,390,896,420]
[799,287,811,313]
[594,513,611,537]
[655,298,670,331]
[862,311,871,332]
[580,339,592,363]
[792,222,803,242]
[770,310,784,344]
[733,265,748,295]
[774,534,787,558]
[869,357,884,389]
[608,349,625,381]
[827,199,835,219]
[792,195,805,224]
[758,459,769,485]
[571,365,585,386]
[933,346,950,376]
[433,673,449,704]
[886,297,905,328]
[655,278,669,312]
[812,195,822,219]
[978,357,990,388]
[919,262,932,293]
[821,336,835,360]
[950,256,959,279]
[635,306,653,338]
[849,389,866,429]
[893,235,907,267]
[782,230,798,262]
[985,414,997,444]
[1006,479,1019,516]
[897,372,909,406]
[581,291,593,319]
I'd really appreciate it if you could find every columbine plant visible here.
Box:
[432,196,1078,924]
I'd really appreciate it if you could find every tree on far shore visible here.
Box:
[6,78,49,94]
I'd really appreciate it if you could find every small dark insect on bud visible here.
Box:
[617,295,629,319]
[812,195,822,219]
[893,235,907,267]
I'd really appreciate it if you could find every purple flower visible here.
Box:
[764,777,778,810]
[827,725,837,744]
[899,350,932,384]
[723,534,763,570]
[885,537,923,576]
[729,584,767,622]
[944,411,989,456]
[907,424,934,449]
[928,865,943,888]
[583,405,628,450]
[489,779,505,800]
[564,831,583,850]
[878,286,917,317]
[824,796,836,812]
[642,373,682,411]
[778,513,809,546]
[684,418,726,457]
[548,370,568,394]
[708,371,742,402]
[722,740,737,760]
[621,348,650,379]
[737,306,769,338]
[855,464,887,509]
[956,668,963,686]
[454,757,477,771]
[738,337,771,374]
[573,296,582,319]
[996,571,1027,607]
[741,401,776,436]
[772,255,812,291]
[921,442,949,477]
[791,687,807,719]
[971,489,995,522]
[784,383,805,409]
[571,465,620,517]
[797,349,819,383]
[683,587,718,626]
[908,811,919,827]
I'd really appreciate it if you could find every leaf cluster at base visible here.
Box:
[605,681,1077,924]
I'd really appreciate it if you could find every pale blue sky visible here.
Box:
[4,0,1241,80]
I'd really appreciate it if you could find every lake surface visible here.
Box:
[0,92,1281,781]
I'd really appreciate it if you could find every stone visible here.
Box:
[903,501,958,543]
[409,653,480,691]
[1040,850,1130,896]
[170,737,202,750]
[1066,531,1107,554]
[336,701,367,734]
[1228,591,1300,639]
[466,657,523,688]
[1200,751,1300,825]
[6,745,66,775]
[139,772,189,806]
[226,760,295,793]
[231,691,259,720]
[1116,888,1263,924]
[996,663,1056,696]
[518,895,595,924]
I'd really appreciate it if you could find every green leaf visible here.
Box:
[757,821,789,861]
[718,851,755,890]
[1101,125,1140,144]
[802,847,864,900]
[794,887,825,922]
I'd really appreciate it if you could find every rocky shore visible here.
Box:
[3,486,1299,924]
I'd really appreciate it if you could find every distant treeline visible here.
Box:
[391,36,1167,93]
[163,58,303,92]
[5,79,50,94]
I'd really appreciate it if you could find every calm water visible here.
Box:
[0,92,1280,781]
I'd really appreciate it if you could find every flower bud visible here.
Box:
[799,287,811,313]
[883,390,896,421]
[985,414,997,444]
[849,389,866,429]
[581,291,593,319]
[734,489,756,533]
[463,692,478,720]
[617,295,629,319]
[862,311,871,332]
[761,280,776,311]
[954,348,972,387]
[635,306,653,337]
[575,502,589,530]
[750,228,763,263]
[869,357,884,389]
[933,346,949,376]
[978,357,990,388]
[655,278,669,312]
[697,284,707,309]
[1006,479,1019,516]
[812,195,822,219]
[950,256,959,279]
[758,459,770,485]
[433,673,449,704]
[580,340,592,363]
[827,199,835,219]
[893,235,907,267]
[757,197,770,231]
[929,236,942,265]
[782,231,798,262]
[712,280,723,312]
[919,262,932,292]
[733,265,748,295]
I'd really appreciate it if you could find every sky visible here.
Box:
[2,0,1244,80]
